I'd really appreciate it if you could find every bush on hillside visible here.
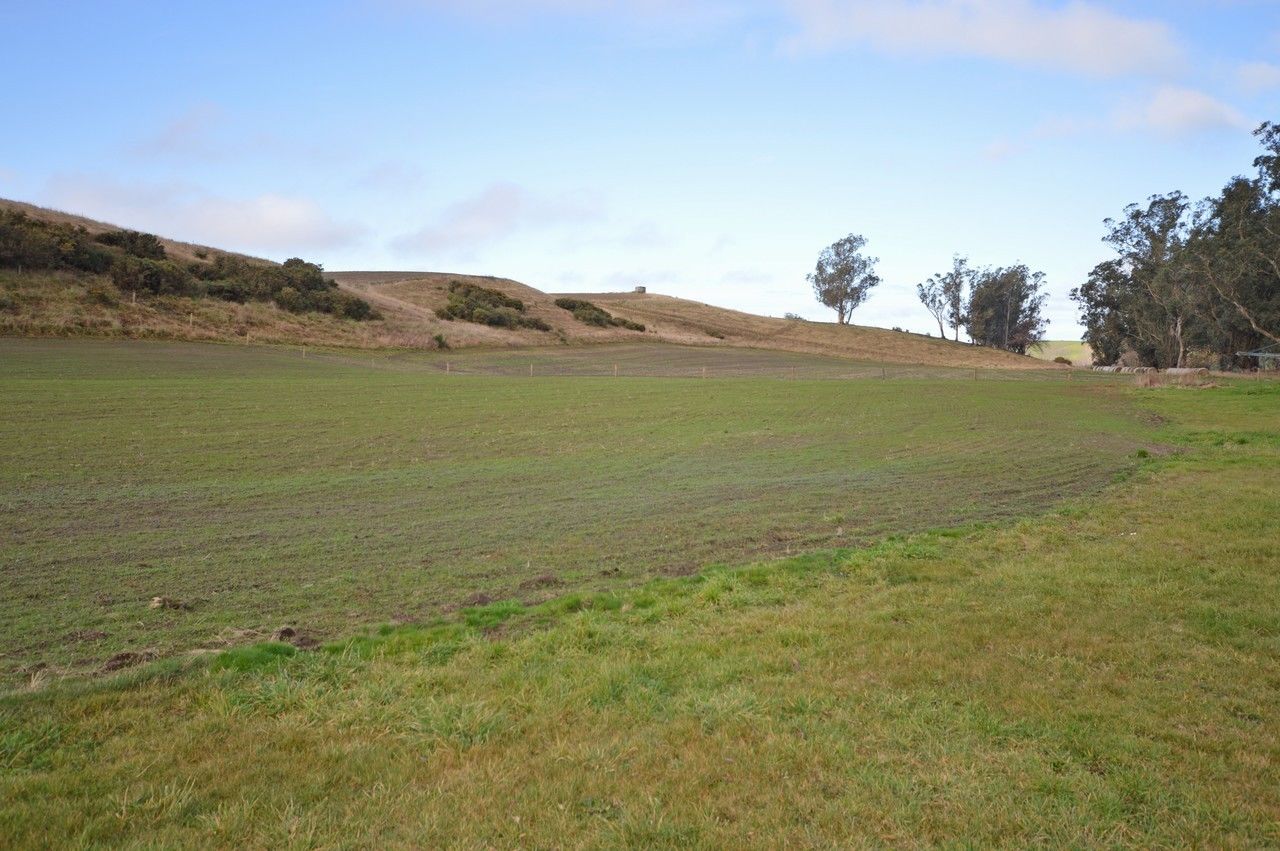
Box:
[94,229,166,260]
[1053,356,1072,365]
[437,281,549,330]
[110,256,196,296]
[0,211,380,321]
[552,297,645,332]
[0,210,114,273]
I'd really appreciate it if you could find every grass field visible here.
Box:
[1,342,1276,846]
[1030,339,1094,365]
[1,339,1142,686]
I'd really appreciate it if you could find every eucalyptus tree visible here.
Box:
[808,234,880,324]
[917,255,973,341]
[966,264,1048,354]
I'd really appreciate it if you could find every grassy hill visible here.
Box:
[1031,339,1094,365]
[336,271,1053,369]
[3,199,1052,369]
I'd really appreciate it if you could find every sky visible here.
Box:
[2,1,1278,338]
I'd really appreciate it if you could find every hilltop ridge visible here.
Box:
[2,199,1052,368]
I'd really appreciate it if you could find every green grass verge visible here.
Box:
[1,338,1147,684]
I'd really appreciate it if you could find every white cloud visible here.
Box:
[1238,61,1280,93]
[1118,86,1248,136]
[44,176,361,255]
[392,182,602,255]
[781,0,1184,77]
[128,104,226,160]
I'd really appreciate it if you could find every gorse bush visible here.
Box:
[437,281,550,330]
[553,297,645,331]
[0,211,378,321]
[95,229,166,260]
[0,211,114,273]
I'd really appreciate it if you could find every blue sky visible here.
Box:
[2,1,1277,337]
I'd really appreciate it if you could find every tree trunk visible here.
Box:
[936,318,945,338]
[1173,315,1186,368]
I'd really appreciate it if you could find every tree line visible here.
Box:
[0,210,377,321]
[809,235,1048,354]
[1071,122,1280,368]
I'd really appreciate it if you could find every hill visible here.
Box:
[2,198,1053,369]
[335,271,1052,369]
[1030,339,1094,365]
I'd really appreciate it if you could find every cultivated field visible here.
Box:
[2,338,1141,686]
[1,339,1276,847]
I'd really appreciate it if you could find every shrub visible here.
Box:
[95,229,166,260]
[433,333,449,349]
[437,281,547,330]
[0,211,378,320]
[0,210,114,273]
[1053,356,1072,365]
[274,286,305,312]
[109,257,196,296]
[553,297,645,332]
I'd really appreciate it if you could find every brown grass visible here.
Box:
[0,198,266,267]
[2,198,1057,368]
[338,272,1054,369]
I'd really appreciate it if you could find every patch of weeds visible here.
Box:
[589,664,677,712]
[0,717,65,771]
[592,594,624,612]
[415,700,509,749]
[213,642,296,673]
[462,600,524,630]
[538,593,585,616]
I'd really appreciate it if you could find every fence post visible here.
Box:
[529,363,533,377]
[614,363,618,377]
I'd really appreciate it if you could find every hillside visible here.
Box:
[3,199,1052,369]
[1030,339,1094,365]
[335,271,1052,369]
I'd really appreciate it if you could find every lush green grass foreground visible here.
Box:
[4,339,1136,684]
[1,342,1277,847]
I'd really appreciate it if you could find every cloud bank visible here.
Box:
[44,176,361,255]
[392,182,603,255]
[782,0,1184,77]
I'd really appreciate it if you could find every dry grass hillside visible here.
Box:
[335,272,1051,369]
[0,198,263,266]
[3,199,1051,368]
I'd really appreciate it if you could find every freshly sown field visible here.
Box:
[0,338,1146,685]
[0,362,1276,847]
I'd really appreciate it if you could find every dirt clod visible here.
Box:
[101,651,156,672]
[519,573,563,590]
[66,629,108,643]
[462,592,494,607]
[150,596,192,611]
